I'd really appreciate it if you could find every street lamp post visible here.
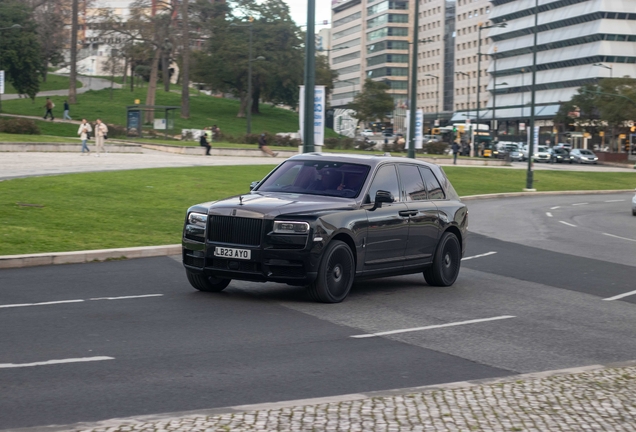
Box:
[407,0,421,159]
[456,71,471,155]
[303,0,317,153]
[425,73,439,130]
[593,62,613,78]
[525,0,539,191]
[0,24,21,113]
[476,22,506,129]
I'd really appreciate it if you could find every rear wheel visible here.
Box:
[424,232,461,287]
[186,270,231,292]
[308,240,355,303]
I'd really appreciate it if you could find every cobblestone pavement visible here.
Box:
[29,362,634,432]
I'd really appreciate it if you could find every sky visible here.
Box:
[283,0,333,29]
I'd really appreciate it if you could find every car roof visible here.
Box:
[287,152,438,170]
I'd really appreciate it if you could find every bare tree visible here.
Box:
[180,0,190,118]
[69,0,79,103]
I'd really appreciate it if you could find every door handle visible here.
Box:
[398,210,411,217]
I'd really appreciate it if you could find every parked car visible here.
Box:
[632,189,636,216]
[360,129,375,137]
[554,143,572,150]
[569,149,599,164]
[532,146,552,162]
[551,147,572,163]
[494,142,522,161]
[182,154,468,303]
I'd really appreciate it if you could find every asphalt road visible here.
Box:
[1,194,636,430]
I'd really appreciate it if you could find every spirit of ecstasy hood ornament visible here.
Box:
[239,195,244,205]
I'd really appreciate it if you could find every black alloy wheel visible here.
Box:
[186,270,231,292]
[424,232,461,287]
[308,240,355,303]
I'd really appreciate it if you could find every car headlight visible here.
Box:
[185,212,207,242]
[188,212,208,228]
[273,221,310,234]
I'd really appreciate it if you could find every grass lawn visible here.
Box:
[1,85,332,139]
[3,74,82,94]
[1,166,634,256]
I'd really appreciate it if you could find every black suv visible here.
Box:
[182,153,468,303]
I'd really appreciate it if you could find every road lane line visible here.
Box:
[461,251,497,261]
[550,206,560,210]
[0,294,163,309]
[572,203,588,206]
[350,316,516,339]
[602,233,636,243]
[546,212,553,218]
[559,221,577,227]
[605,199,625,203]
[0,356,114,369]
[0,299,85,309]
[89,294,164,301]
[604,290,636,301]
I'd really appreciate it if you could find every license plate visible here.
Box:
[214,247,251,260]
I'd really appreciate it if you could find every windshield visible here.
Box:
[580,150,594,155]
[256,160,371,198]
[537,147,548,152]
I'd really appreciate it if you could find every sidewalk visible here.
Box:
[16,361,636,432]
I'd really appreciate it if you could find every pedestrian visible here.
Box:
[212,124,221,141]
[94,119,108,156]
[63,100,72,120]
[258,133,278,157]
[199,129,211,156]
[77,119,92,155]
[43,98,54,121]
[452,141,460,165]
[205,126,213,143]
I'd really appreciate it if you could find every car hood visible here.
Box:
[204,192,356,218]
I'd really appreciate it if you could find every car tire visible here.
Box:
[186,270,231,292]
[424,232,461,287]
[308,240,355,303]
[633,210,636,216]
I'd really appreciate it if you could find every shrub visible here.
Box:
[0,118,40,135]
[324,137,356,150]
[105,123,127,138]
[425,141,449,155]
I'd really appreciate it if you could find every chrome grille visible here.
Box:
[208,216,263,246]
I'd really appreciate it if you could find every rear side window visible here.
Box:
[398,164,427,201]
[419,167,445,200]
[368,164,400,202]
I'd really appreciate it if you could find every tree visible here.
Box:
[180,0,190,118]
[68,0,78,103]
[102,48,124,100]
[348,79,394,125]
[315,54,338,100]
[28,0,66,82]
[0,1,42,101]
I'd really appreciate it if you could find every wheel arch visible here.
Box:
[443,225,463,254]
[331,232,357,269]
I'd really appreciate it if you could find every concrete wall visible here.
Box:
[0,143,143,153]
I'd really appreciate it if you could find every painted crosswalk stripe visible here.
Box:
[0,294,163,309]
[559,221,577,227]
[461,251,497,261]
[351,316,516,338]
[603,290,636,302]
[0,356,114,369]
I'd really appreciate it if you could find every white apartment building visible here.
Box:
[485,0,636,134]
[330,0,413,131]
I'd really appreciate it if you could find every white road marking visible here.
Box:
[559,221,577,227]
[0,356,114,369]
[572,203,588,206]
[351,316,516,339]
[0,299,85,309]
[605,199,625,203]
[89,294,164,301]
[550,206,560,210]
[546,212,553,218]
[603,290,636,302]
[461,251,497,261]
[602,233,636,243]
[0,294,163,309]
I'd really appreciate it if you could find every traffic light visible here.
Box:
[452,126,457,133]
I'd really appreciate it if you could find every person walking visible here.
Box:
[63,100,72,120]
[452,141,460,165]
[77,119,92,155]
[94,119,108,156]
[199,129,211,156]
[257,133,278,157]
[43,98,55,121]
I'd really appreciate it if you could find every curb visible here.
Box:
[0,245,180,270]
[1,190,633,270]
[8,359,636,432]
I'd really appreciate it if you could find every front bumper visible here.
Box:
[182,238,320,285]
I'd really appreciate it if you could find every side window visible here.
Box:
[368,164,400,202]
[398,164,427,201]
[419,167,446,200]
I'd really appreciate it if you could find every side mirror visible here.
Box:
[371,190,394,210]
[249,181,260,191]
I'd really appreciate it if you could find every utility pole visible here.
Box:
[302,0,316,153]
[525,0,539,191]
[407,0,420,159]
[69,0,79,104]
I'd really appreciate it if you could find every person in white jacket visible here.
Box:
[77,119,93,155]
[94,119,108,156]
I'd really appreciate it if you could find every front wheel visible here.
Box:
[424,232,461,287]
[186,270,231,292]
[308,240,355,303]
